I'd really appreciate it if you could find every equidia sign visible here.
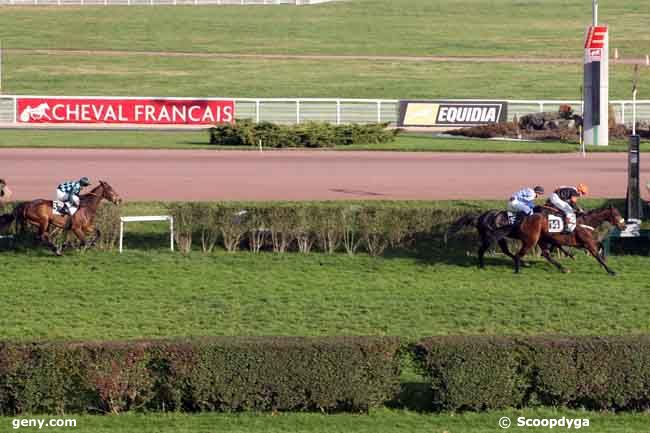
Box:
[16,97,235,125]
[398,100,508,127]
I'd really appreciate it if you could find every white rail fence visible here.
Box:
[1,96,649,127]
[0,0,332,4]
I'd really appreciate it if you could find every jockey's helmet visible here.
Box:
[533,185,545,195]
[79,177,91,186]
[577,183,588,196]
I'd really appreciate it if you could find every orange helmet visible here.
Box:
[577,183,589,195]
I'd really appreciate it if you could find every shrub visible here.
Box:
[414,337,530,410]
[0,337,402,415]
[209,121,397,148]
[414,336,650,412]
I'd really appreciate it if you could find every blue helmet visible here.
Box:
[79,177,91,186]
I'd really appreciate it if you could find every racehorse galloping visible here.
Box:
[499,205,626,275]
[446,209,575,269]
[0,181,122,255]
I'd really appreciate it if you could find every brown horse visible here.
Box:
[0,181,122,255]
[500,205,626,275]
[446,209,575,269]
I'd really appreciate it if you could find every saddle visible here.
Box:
[53,201,78,217]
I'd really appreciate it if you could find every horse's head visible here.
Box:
[607,205,626,230]
[98,180,122,205]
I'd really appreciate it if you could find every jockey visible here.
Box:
[548,183,588,233]
[507,185,545,224]
[56,177,91,214]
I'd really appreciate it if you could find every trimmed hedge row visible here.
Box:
[209,120,398,148]
[168,202,472,255]
[414,336,650,411]
[0,337,401,415]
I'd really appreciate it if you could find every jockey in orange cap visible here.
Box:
[548,184,588,232]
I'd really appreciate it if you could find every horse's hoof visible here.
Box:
[55,250,63,257]
[561,268,571,274]
[521,262,531,268]
[609,271,617,277]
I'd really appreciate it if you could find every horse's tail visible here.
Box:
[0,203,26,234]
[445,213,480,244]
[0,211,15,233]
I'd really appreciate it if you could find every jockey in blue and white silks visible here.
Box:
[507,186,545,222]
[56,177,91,214]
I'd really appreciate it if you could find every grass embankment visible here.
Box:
[1,52,648,99]
[0,130,646,152]
[0,0,648,57]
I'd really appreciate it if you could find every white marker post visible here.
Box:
[583,1,609,146]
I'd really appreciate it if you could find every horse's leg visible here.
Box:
[557,245,576,260]
[498,238,531,267]
[513,232,540,274]
[38,220,61,256]
[477,232,491,269]
[71,225,88,249]
[539,241,569,273]
[585,242,617,276]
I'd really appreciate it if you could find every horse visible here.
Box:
[0,181,122,255]
[494,205,626,275]
[446,209,576,269]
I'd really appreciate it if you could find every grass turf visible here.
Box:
[0,1,649,57]
[2,408,649,433]
[0,129,647,152]
[1,241,650,341]
[2,51,649,99]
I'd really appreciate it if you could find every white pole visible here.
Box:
[632,89,637,136]
[169,217,174,251]
[593,0,598,26]
[119,220,124,253]
[0,40,3,94]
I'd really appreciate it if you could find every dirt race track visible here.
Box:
[1,149,646,202]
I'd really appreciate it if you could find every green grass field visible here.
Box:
[0,129,646,152]
[2,51,648,99]
[1,1,648,57]
[2,205,649,342]
[3,408,650,433]
[1,1,649,99]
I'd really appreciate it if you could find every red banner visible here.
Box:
[16,97,235,125]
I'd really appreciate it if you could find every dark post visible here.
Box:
[626,134,642,221]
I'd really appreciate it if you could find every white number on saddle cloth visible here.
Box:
[548,215,564,233]
[53,201,78,216]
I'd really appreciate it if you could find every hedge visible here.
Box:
[209,120,398,148]
[414,336,650,411]
[0,337,402,415]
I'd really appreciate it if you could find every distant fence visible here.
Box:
[0,0,333,4]
[1,95,649,128]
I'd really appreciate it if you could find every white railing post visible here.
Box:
[621,102,626,125]
[13,96,18,124]
[255,100,260,123]
[539,102,544,112]
[377,100,382,123]
[169,217,174,252]
[119,220,124,253]
[336,99,341,125]
[296,100,300,124]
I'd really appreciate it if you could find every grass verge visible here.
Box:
[2,408,649,433]
[0,129,647,152]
